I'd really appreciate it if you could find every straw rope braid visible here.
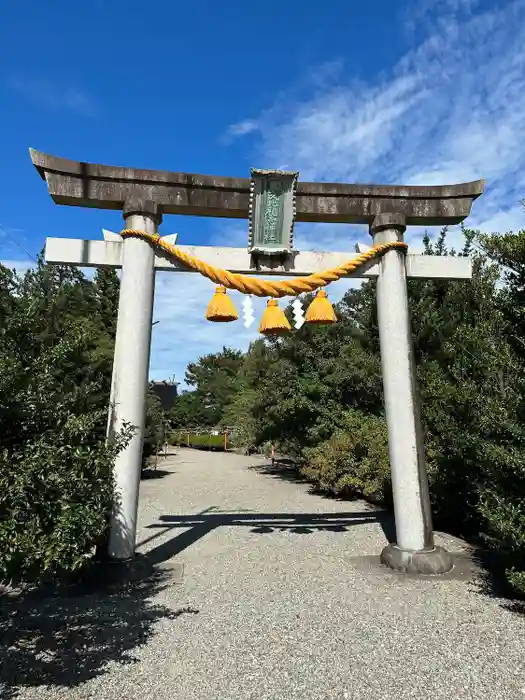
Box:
[120,229,408,298]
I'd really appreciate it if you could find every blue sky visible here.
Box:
[1,0,524,386]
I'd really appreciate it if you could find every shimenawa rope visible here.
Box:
[119,229,408,298]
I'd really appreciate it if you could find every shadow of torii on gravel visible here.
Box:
[137,507,396,568]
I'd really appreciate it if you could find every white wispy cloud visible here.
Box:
[154,0,525,384]
[0,259,34,275]
[8,75,99,117]
[226,119,259,138]
[151,272,261,383]
[246,0,525,245]
[403,0,481,35]
[0,224,38,266]
[8,1,525,388]
[156,0,525,376]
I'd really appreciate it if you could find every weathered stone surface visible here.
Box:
[43,238,473,278]
[30,149,484,226]
[370,212,407,232]
[380,543,454,575]
[122,197,163,223]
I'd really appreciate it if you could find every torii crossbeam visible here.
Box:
[32,148,484,576]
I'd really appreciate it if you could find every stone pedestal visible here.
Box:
[381,544,453,575]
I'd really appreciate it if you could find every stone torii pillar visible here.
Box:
[105,199,160,560]
[30,148,484,574]
[371,213,447,573]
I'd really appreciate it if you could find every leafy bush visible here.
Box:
[0,261,128,584]
[478,488,525,593]
[302,410,390,501]
[0,413,132,584]
[169,432,228,450]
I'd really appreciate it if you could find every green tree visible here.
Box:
[474,226,525,593]
[0,259,128,584]
[222,339,273,451]
[168,390,211,429]
[182,347,244,426]
[224,292,383,458]
[142,387,168,466]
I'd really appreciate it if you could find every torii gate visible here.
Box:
[30,148,484,575]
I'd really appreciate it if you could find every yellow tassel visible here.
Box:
[205,286,238,322]
[305,289,337,325]
[259,299,292,335]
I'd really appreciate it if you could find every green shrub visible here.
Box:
[0,414,132,584]
[302,409,391,502]
[169,431,229,450]
[478,489,525,596]
[0,262,128,585]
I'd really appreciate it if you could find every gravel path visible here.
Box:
[3,448,525,700]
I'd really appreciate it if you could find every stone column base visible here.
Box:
[381,543,453,575]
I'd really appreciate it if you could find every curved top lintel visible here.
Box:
[29,148,485,226]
